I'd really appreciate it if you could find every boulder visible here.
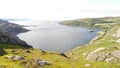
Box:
[111,50,120,58]
[36,60,51,66]
[25,50,31,53]
[97,55,106,61]
[60,52,69,58]
[86,48,105,61]
[86,54,99,61]
[13,55,24,60]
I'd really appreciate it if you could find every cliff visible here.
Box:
[0,19,32,48]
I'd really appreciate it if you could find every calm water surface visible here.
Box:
[10,20,98,52]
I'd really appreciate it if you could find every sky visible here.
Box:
[0,0,120,20]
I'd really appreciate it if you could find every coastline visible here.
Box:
[68,30,105,53]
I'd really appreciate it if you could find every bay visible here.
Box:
[10,20,98,52]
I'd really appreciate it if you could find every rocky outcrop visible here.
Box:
[86,47,120,63]
[86,47,105,61]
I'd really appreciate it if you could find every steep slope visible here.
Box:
[0,19,32,48]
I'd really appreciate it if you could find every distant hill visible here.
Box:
[2,18,31,21]
[60,17,120,29]
[0,19,29,35]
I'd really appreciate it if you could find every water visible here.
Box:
[10,20,98,52]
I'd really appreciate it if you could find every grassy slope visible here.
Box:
[0,17,120,68]
[67,23,120,68]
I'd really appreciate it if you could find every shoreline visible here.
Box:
[68,30,105,53]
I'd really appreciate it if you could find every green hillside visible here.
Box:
[60,17,120,29]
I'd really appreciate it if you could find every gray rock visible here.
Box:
[104,57,117,63]
[36,60,51,66]
[13,55,24,60]
[111,50,120,58]
[86,54,99,61]
[97,55,106,61]
[86,48,105,61]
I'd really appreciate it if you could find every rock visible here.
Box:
[84,64,90,67]
[41,50,47,55]
[36,60,51,66]
[86,54,99,61]
[90,30,96,32]
[13,55,24,60]
[91,47,105,54]
[105,57,117,63]
[7,55,24,60]
[97,55,106,61]
[25,50,31,53]
[7,55,14,59]
[60,52,69,58]
[86,48,105,61]
[111,50,120,58]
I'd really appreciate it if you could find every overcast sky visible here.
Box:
[0,0,120,20]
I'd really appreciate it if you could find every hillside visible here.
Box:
[0,17,120,68]
[0,20,29,35]
[60,17,120,29]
